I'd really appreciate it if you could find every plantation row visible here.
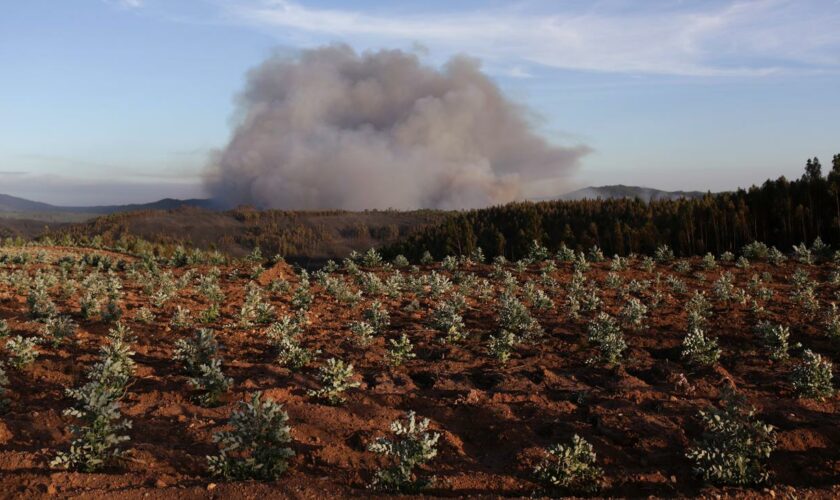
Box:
[0,239,837,495]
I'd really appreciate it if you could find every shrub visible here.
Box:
[291,274,313,311]
[267,316,319,371]
[362,248,384,267]
[441,255,458,272]
[524,284,554,311]
[42,315,78,347]
[497,293,543,340]
[790,349,834,400]
[207,392,295,481]
[430,300,467,343]
[189,358,233,407]
[687,390,775,486]
[0,319,8,339]
[742,241,769,260]
[686,291,712,331]
[655,244,674,263]
[350,321,376,347]
[713,272,735,303]
[386,334,416,366]
[174,329,220,376]
[419,251,434,265]
[169,305,192,330]
[572,252,590,272]
[556,243,575,262]
[470,246,486,264]
[619,297,648,329]
[755,321,791,361]
[487,329,518,364]
[681,328,721,367]
[767,247,787,265]
[368,411,440,492]
[51,336,135,472]
[27,279,56,320]
[363,301,391,333]
[525,240,549,262]
[793,242,813,265]
[674,260,691,273]
[392,255,409,268]
[533,434,604,494]
[609,255,628,271]
[308,358,360,405]
[100,276,123,322]
[587,245,605,262]
[825,303,840,341]
[240,282,275,325]
[587,313,626,365]
[5,335,40,368]
[604,272,622,289]
[133,306,155,324]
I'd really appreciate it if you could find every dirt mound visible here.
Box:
[257,260,295,287]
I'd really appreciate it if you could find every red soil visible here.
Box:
[0,247,838,498]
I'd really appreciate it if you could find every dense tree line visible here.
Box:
[386,155,840,261]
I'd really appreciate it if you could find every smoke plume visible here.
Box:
[205,45,588,210]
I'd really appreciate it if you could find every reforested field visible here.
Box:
[0,237,837,498]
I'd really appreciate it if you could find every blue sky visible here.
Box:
[1,0,839,205]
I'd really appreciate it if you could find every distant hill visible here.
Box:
[0,193,218,220]
[557,185,708,202]
[0,193,60,213]
[50,206,446,264]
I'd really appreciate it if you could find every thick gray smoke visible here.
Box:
[205,45,588,210]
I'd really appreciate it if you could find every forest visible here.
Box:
[387,155,840,261]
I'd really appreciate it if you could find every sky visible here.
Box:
[1,0,839,205]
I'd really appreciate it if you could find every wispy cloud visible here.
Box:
[228,0,840,76]
[104,0,144,10]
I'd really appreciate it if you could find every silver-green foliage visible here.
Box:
[51,334,135,472]
[363,301,390,333]
[42,315,78,347]
[487,329,518,364]
[189,358,233,407]
[686,390,776,486]
[790,349,834,400]
[5,335,40,368]
[533,434,604,494]
[754,321,791,360]
[350,320,376,347]
[368,411,440,492]
[207,392,295,480]
[27,278,56,319]
[173,329,220,376]
[619,297,648,329]
[681,328,721,367]
[497,292,542,340]
[430,299,467,343]
[268,316,319,371]
[587,313,626,365]
[308,358,360,405]
[386,334,416,366]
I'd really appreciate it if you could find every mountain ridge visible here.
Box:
[557,184,708,202]
[0,193,218,215]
